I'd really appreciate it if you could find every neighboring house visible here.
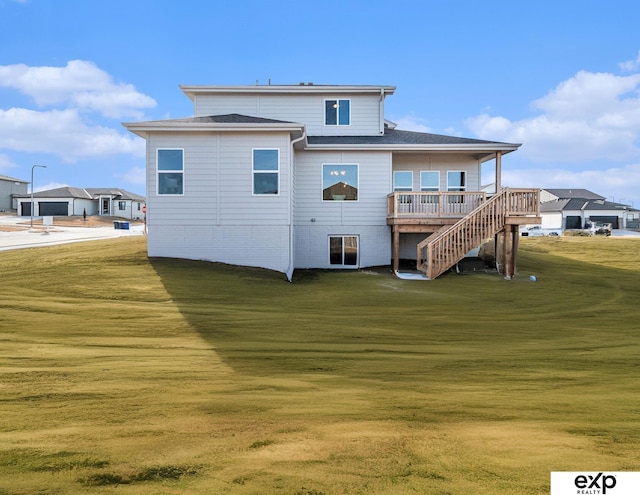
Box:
[0,174,29,212]
[539,189,639,230]
[124,83,539,280]
[15,187,145,220]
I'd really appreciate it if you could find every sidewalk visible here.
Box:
[0,219,145,252]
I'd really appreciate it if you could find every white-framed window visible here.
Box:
[329,235,358,267]
[322,164,358,201]
[118,201,126,211]
[393,171,413,191]
[447,171,466,203]
[420,171,440,203]
[420,171,440,192]
[447,171,466,192]
[157,149,184,195]
[253,149,279,195]
[325,99,350,126]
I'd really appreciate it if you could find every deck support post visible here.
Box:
[495,151,502,192]
[496,225,519,279]
[392,226,400,272]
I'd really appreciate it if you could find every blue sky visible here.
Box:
[2,0,640,207]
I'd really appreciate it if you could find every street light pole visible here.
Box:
[30,164,47,229]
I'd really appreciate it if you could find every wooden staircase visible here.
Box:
[416,188,539,279]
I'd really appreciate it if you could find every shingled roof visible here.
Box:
[163,113,297,125]
[540,198,638,212]
[307,128,513,147]
[15,187,144,201]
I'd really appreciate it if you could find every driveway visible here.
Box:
[611,229,640,237]
[0,215,145,252]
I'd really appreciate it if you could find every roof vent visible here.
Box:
[307,82,314,85]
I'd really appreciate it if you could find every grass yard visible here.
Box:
[1,235,639,494]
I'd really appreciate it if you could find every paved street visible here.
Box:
[0,216,145,252]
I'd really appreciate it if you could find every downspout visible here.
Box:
[379,88,385,134]
[286,129,306,282]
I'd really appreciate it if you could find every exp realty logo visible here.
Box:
[551,472,639,495]
[574,473,616,494]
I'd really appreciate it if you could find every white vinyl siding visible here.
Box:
[146,132,292,274]
[294,151,391,226]
[294,225,389,269]
[194,93,381,136]
[292,150,391,269]
[148,224,291,273]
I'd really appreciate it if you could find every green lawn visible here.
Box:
[1,236,639,494]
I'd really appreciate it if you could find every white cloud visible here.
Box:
[0,107,145,162]
[392,114,433,133]
[0,153,17,173]
[620,51,640,72]
[0,60,156,119]
[117,166,146,186]
[466,70,640,163]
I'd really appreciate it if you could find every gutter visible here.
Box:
[286,129,307,282]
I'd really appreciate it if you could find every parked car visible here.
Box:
[521,225,561,237]
[585,221,612,236]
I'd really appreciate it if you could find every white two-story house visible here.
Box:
[124,83,539,280]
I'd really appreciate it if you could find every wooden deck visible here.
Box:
[387,189,541,279]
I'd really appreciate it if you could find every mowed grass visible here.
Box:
[1,235,639,494]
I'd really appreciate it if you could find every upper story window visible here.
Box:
[253,149,279,195]
[325,99,350,126]
[420,171,440,192]
[323,164,358,201]
[393,171,413,191]
[157,149,184,195]
[447,171,466,192]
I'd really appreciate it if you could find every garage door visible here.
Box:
[21,203,31,216]
[565,216,582,229]
[38,202,69,216]
[589,216,619,229]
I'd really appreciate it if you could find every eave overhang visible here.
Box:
[123,121,305,139]
[303,142,520,161]
[180,84,396,101]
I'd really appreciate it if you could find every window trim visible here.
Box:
[324,98,351,126]
[157,148,184,196]
[328,235,359,268]
[393,171,413,192]
[252,148,280,196]
[322,163,359,202]
[446,170,466,192]
[420,170,440,192]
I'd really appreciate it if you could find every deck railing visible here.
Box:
[387,191,486,218]
[416,188,540,279]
